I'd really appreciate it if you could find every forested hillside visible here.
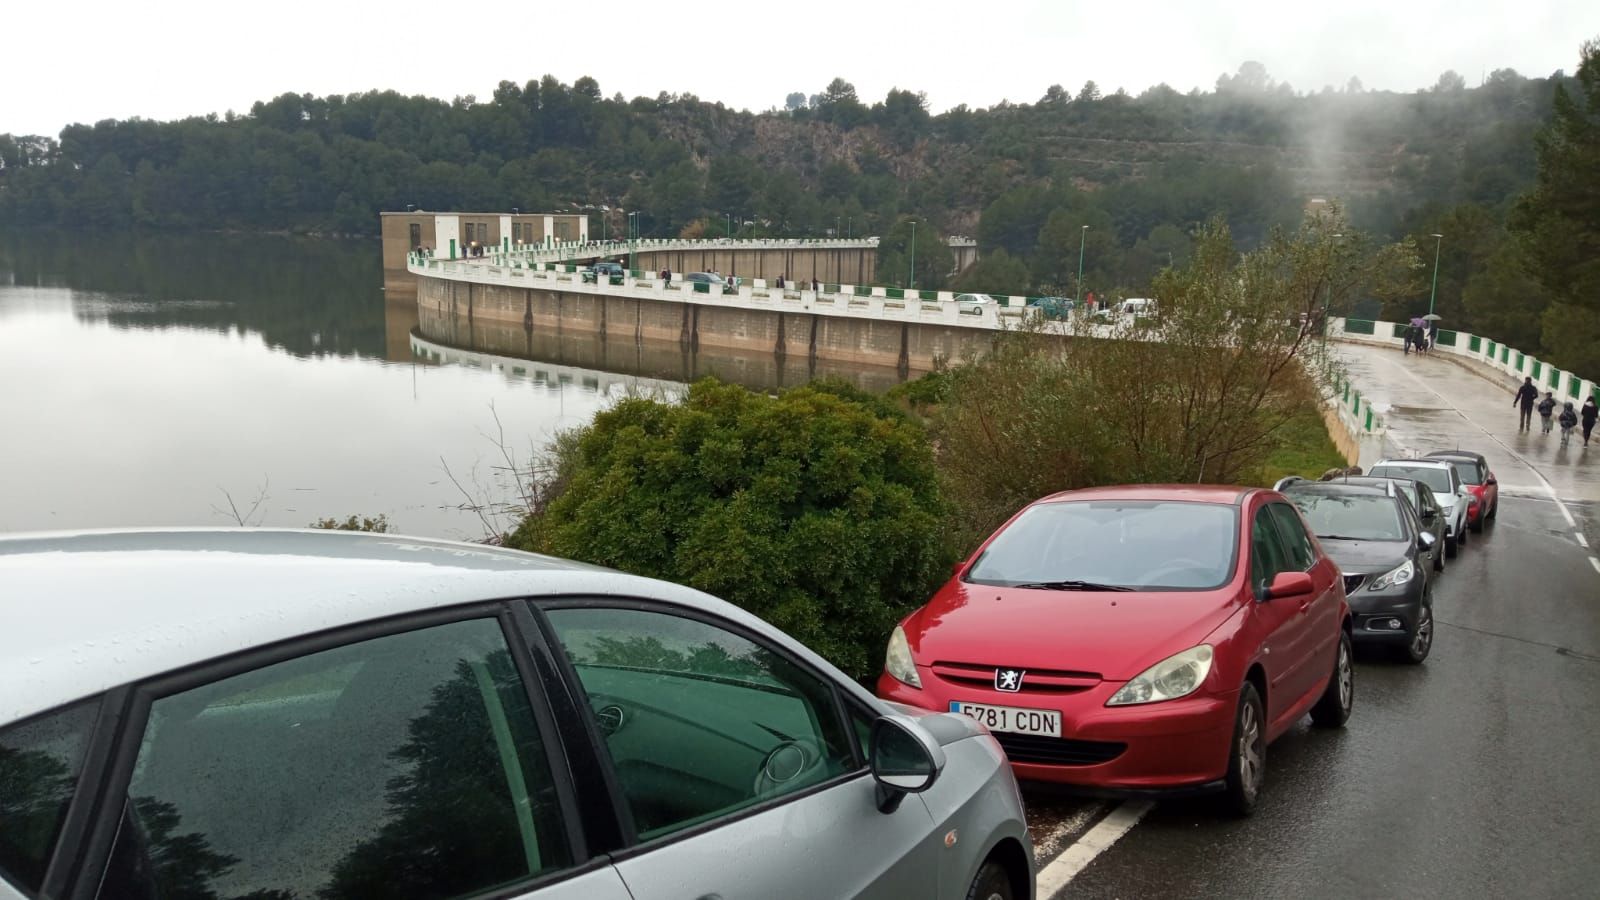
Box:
[2,52,1596,371]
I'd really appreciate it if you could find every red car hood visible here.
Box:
[906,578,1242,681]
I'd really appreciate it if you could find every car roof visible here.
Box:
[0,529,845,725]
[1278,480,1394,498]
[1426,450,1486,465]
[1372,458,1455,471]
[1038,484,1252,505]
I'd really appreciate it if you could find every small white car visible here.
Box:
[954,293,996,313]
[0,530,1034,900]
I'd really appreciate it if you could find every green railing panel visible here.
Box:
[693,281,711,294]
[1569,374,1582,398]
[1344,319,1375,335]
[1485,340,1496,358]
[1532,361,1542,379]
[1516,352,1525,371]
[1501,346,1511,364]
[854,285,872,297]
[1435,330,1457,347]
[886,288,905,300]
[1548,367,1560,388]
[1392,322,1410,339]
[824,283,841,294]
[1468,335,1481,352]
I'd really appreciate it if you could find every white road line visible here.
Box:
[1037,801,1152,896]
[1579,533,1591,549]
[1590,557,1600,577]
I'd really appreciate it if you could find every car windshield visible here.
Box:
[1434,458,1481,484]
[1370,465,1453,494]
[1288,493,1407,541]
[965,500,1238,590]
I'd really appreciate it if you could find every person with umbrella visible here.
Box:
[1406,316,1425,355]
[1424,314,1441,351]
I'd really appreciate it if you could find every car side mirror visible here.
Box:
[1421,508,1436,521]
[1418,531,1437,549]
[1486,476,1497,486]
[870,716,946,813]
[1266,571,1314,601]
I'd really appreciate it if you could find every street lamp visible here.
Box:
[908,220,917,290]
[628,212,640,272]
[847,217,853,240]
[1426,233,1444,317]
[1076,225,1089,305]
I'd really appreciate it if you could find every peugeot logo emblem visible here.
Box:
[995,668,1025,692]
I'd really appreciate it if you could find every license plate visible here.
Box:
[949,701,1062,737]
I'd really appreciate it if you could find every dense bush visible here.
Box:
[506,377,955,679]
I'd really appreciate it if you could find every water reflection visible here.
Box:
[0,230,386,360]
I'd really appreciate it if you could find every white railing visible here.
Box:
[1328,317,1597,408]
[406,254,1035,330]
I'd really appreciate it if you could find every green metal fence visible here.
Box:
[1469,335,1481,352]
[1391,322,1410,339]
[1435,330,1457,347]
[1344,319,1376,335]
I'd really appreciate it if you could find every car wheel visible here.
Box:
[965,861,1013,900]
[1488,499,1499,520]
[1220,683,1266,817]
[1434,543,1445,572]
[1311,631,1354,728]
[1401,604,1434,665]
[1445,533,1459,559]
[1457,522,1468,547]
[1470,514,1484,534]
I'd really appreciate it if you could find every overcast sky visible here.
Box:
[4,0,1595,137]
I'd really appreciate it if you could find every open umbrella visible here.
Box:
[1422,313,1443,321]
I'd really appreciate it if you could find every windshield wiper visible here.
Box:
[1011,580,1133,592]
[1317,534,1369,541]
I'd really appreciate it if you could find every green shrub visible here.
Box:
[507,377,955,679]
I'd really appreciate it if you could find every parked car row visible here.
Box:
[0,454,1501,898]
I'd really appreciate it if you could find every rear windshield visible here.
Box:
[1370,465,1452,494]
[1288,493,1407,541]
[965,500,1239,590]
[1435,458,1482,484]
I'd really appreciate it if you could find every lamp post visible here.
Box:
[1075,225,1089,305]
[908,220,917,290]
[628,212,639,272]
[847,217,852,240]
[835,216,841,239]
[1426,233,1444,317]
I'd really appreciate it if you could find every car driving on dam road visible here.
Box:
[0,530,1033,900]
[878,485,1355,816]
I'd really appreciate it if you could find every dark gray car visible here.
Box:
[1279,481,1436,664]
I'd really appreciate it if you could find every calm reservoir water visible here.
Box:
[0,231,904,540]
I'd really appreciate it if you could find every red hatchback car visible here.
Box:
[878,485,1354,814]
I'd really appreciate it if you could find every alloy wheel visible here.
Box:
[1412,606,1434,658]
[1337,640,1353,711]
[1238,701,1263,798]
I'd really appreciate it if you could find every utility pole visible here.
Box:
[908,220,917,290]
[1427,233,1444,317]
[1076,225,1089,304]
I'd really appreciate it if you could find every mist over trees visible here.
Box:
[0,46,1595,369]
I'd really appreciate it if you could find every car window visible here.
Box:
[1370,465,1453,494]
[1435,458,1482,485]
[1266,503,1316,571]
[965,500,1239,590]
[0,699,100,894]
[544,607,855,842]
[99,618,571,899]
[1288,493,1407,541]
[1250,507,1289,596]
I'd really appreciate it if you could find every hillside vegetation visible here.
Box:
[2,48,1597,372]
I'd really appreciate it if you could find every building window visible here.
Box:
[409,223,422,249]
[477,223,489,244]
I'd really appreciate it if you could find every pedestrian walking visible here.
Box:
[1538,392,1557,434]
[1582,397,1598,447]
[1404,323,1415,355]
[1514,377,1538,431]
[1428,320,1439,348]
[1558,401,1579,446]
[812,276,820,292]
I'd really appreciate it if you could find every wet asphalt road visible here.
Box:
[1023,339,1600,896]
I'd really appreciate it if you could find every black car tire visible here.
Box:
[1401,604,1434,665]
[1488,498,1499,520]
[965,861,1013,900]
[1446,532,1459,558]
[1470,514,1484,534]
[1220,683,1266,817]
[1311,631,1354,728]
[1434,543,1445,572]
[1457,521,1468,547]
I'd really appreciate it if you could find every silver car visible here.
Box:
[0,530,1032,900]
[1367,458,1473,558]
